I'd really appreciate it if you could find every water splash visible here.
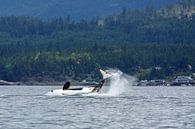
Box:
[105,69,137,96]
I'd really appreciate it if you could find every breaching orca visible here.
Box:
[48,68,111,96]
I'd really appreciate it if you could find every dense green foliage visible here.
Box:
[0,0,194,82]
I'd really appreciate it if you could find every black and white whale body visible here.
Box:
[46,69,111,96]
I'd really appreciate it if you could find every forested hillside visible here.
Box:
[0,0,179,20]
[0,0,194,82]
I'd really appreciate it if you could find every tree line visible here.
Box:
[0,0,194,82]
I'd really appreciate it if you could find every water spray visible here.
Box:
[105,69,137,96]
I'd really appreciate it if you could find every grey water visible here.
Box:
[0,86,195,129]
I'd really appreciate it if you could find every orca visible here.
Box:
[47,68,111,96]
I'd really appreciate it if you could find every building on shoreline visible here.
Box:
[137,73,195,86]
[171,76,195,86]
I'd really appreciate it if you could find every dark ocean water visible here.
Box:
[0,86,195,129]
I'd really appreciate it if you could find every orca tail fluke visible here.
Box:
[63,81,70,90]
[99,68,112,79]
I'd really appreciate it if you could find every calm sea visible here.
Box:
[0,86,195,129]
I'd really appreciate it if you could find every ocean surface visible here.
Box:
[0,86,195,129]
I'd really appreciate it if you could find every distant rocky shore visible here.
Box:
[0,80,98,86]
[0,80,20,85]
[1,74,195,87]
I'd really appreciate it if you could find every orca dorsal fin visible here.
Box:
[63,81,70,90]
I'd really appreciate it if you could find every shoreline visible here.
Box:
[0,80,98,86]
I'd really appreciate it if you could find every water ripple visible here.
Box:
[1,86,195,129]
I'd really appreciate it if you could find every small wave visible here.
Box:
[0,95,7,98]
[82,93,116,97]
